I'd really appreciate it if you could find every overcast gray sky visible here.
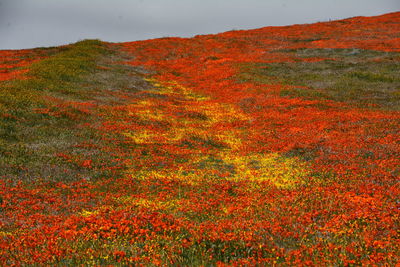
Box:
[0,0,399,50]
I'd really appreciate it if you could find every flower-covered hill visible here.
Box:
[1,12,399,266]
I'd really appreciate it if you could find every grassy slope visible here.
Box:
[0,12,399,266]
[239,48,400,110]
[0,40,151,182]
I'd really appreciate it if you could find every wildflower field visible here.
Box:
[0,12,399,266]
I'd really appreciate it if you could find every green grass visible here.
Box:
[0,40,147,182]
[12,40,108,97]
[239,48,400,110]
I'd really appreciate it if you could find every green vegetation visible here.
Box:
[0,40,149,182]
[239,48,400,110]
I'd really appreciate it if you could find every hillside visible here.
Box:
[0,12,399,265]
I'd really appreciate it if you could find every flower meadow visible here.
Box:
[0,12,399,266]
[0,49,53,82]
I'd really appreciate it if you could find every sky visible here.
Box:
[0,0,399,50]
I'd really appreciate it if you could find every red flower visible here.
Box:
[81,159,92,168]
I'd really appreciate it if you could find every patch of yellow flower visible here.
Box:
[131,168,204,186]
[214,132,243,150]
[123,79,248,150]
[123,130,156,144]
[196,103,249,124]
[0,231,12,237]
[124,78,309,190]
[116,195,179,211]
[80,209,100,217]
[219,152,310,189]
